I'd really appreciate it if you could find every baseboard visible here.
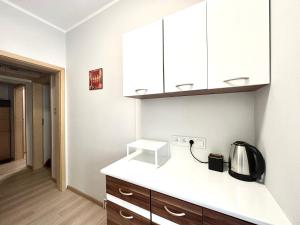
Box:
[0,158,13,164]
[67,185,103,208]
[27,165,33,169]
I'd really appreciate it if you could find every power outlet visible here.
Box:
[171,135,206,149]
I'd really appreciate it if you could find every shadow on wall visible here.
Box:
[255,85,271,151]
[254,85,271,184]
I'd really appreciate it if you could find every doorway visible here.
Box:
[0,83,26,163]
[0,50,66,191]
[0,83,27,179]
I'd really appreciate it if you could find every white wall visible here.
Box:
[0,1,66,67]
[255,0,300,224]
[141,93,255,160]
[66,0,201,201]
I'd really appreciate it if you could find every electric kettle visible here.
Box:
[229,141,265,182]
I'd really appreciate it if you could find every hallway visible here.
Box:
[0,168,106,225]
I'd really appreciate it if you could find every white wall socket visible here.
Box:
[171,135,206,149]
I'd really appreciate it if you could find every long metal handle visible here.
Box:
[119,188,133,196]
[164,206,186,217]
[119,210,134,220]
[175,83,194,88]
[135,88,148,93]
[223,77,249,83]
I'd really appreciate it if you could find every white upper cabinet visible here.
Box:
[207,0,270,89]
[123,20,164,96]
[164,2,207,93]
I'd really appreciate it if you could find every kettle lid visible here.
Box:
[233,141,248,146]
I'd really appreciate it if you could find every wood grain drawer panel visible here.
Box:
[106,176,150,210]
[107,201,150,225]
[0,108,10,120]
[0,119,10,132]
[151,191,203,225]
[0,131,10,160]
[203,208,254,225]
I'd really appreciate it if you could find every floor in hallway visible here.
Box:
[0,159,26,181]
[0,167,106,225]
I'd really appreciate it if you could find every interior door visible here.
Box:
[123,20,164,96]
[32,83,43,169]
[14,85,25,160]
[207,0,270,88]
[164,2,207,93]
[0,101,11,161]
[43,85,51,164]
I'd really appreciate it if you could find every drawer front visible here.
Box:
[203,208,254,225]
[106,176,150,210]
[107,201,151,225]
[151,191,203,225]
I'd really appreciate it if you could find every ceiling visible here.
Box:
[2,0,118,32]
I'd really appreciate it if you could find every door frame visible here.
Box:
[0,50,66,191]
[13,85,26,161]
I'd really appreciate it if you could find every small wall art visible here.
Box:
[89,68,103,90]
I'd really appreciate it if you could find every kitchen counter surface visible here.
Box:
[101,146,292,225]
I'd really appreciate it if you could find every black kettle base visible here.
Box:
[229,170,257,182]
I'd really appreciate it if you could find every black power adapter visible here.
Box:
[208,154,224,172]
[189,139,224,172]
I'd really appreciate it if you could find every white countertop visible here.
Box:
[101,146,292,225]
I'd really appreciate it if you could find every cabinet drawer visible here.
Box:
[106,176,150,210]
[107,201,150,225]
[151,191,202,225]
[203,208,254,225]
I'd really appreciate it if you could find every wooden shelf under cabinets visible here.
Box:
[125,85,267,99]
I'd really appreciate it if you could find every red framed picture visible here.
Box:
[89,68,103,90]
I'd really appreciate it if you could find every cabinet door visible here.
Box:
[164,2,207,93]
[203,208,254,225]
[0,107,10,161]
[123,20,163,96]
[207,0,270,89]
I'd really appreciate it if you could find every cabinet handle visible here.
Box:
[223,77,249,83]
[175,83,194,89]
[119,188,133,196]
[135,89,148,94]
[119,210,134,220]
[164,206,186,217]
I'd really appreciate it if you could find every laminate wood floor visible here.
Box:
[0,159,26,181]
[0,167,106,225]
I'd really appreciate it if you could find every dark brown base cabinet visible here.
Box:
[106,176,254,225]
[107,201,150,225]
[203,208,253,225]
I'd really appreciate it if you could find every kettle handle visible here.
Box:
[246,144,265,179]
